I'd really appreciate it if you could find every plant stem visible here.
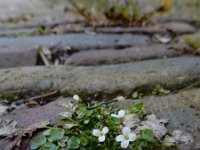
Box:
[68,0,93,25]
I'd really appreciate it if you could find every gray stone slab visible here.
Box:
[95,22,196,34]
[2,99,66,128]
[0,0,69,24]
[118,88,200,149]
[0,33,151,50]
[0,33,150,68]
[65,44,184,66]
[0,56,200,100]
[0,46,37,68]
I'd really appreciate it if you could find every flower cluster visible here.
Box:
[32,95,164,150]
[92,110,137,148]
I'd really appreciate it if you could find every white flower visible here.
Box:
[111,110,125,118]
[115,96,125,101]
[92,127,109,142]
[116,127,137,148]
[73,94,81,102]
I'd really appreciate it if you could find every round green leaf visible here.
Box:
[31,135,46,150]
[42,143,58,150]
[80,136,89,146]
[77,106,87,119]
[67,136,81,149]
[48,128,65,142]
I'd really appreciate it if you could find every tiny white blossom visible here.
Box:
[116,127,137,148]
[92,127,109,142]
[111,110,125,118]
[116,96,125,101]
[73,94,81,102]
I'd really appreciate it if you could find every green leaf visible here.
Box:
[138,129,154,140]
[31,135,46,150]
[137,141,148,150]
[42,143,58,150]
[77,106,87,119]
[80,136,89,146]
[58,136,69,148]
[134,102,144,110]
[155,84,161,89]
[128,102,144,113]
[48,128,65,142]
[67,136,81,149]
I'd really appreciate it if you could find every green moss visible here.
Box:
[185,37,200,49]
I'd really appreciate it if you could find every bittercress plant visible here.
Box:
[31,95,171,150]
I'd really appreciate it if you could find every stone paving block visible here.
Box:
[0,46,37,68]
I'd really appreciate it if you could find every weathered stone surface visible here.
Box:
[95,22,196,34]
[0,33,151,50]
[118,88,200,149]
[0,46,37,68]
[162,0,200,23]
[0,33,150,68]
[177,32,200,44]
[0,21,85,37]
[65,44,183,66]
[0,0,78,25]
[0,0,61,19]
[0,119,17,136]
[0,56,200,100]
[0,104,8,116]
[2,99,66,128]
[38,22,196,37]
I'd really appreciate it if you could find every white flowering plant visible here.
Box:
[31,95,173,150]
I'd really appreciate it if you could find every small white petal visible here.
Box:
[122,127,131,135]
[73,95,80,101]
[92,129,100,137]
[116,135,124,142]
[102,127,109,134]
[121,140,129,148]
[116,96,125,101]
[98,135,105,142]
[128,133,137,141]
[118,110,125,118]
[111,114,118,118]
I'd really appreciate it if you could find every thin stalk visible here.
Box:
[68,0,93,25]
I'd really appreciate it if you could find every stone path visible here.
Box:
[0,0,199,150]
[0,56,200,100]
